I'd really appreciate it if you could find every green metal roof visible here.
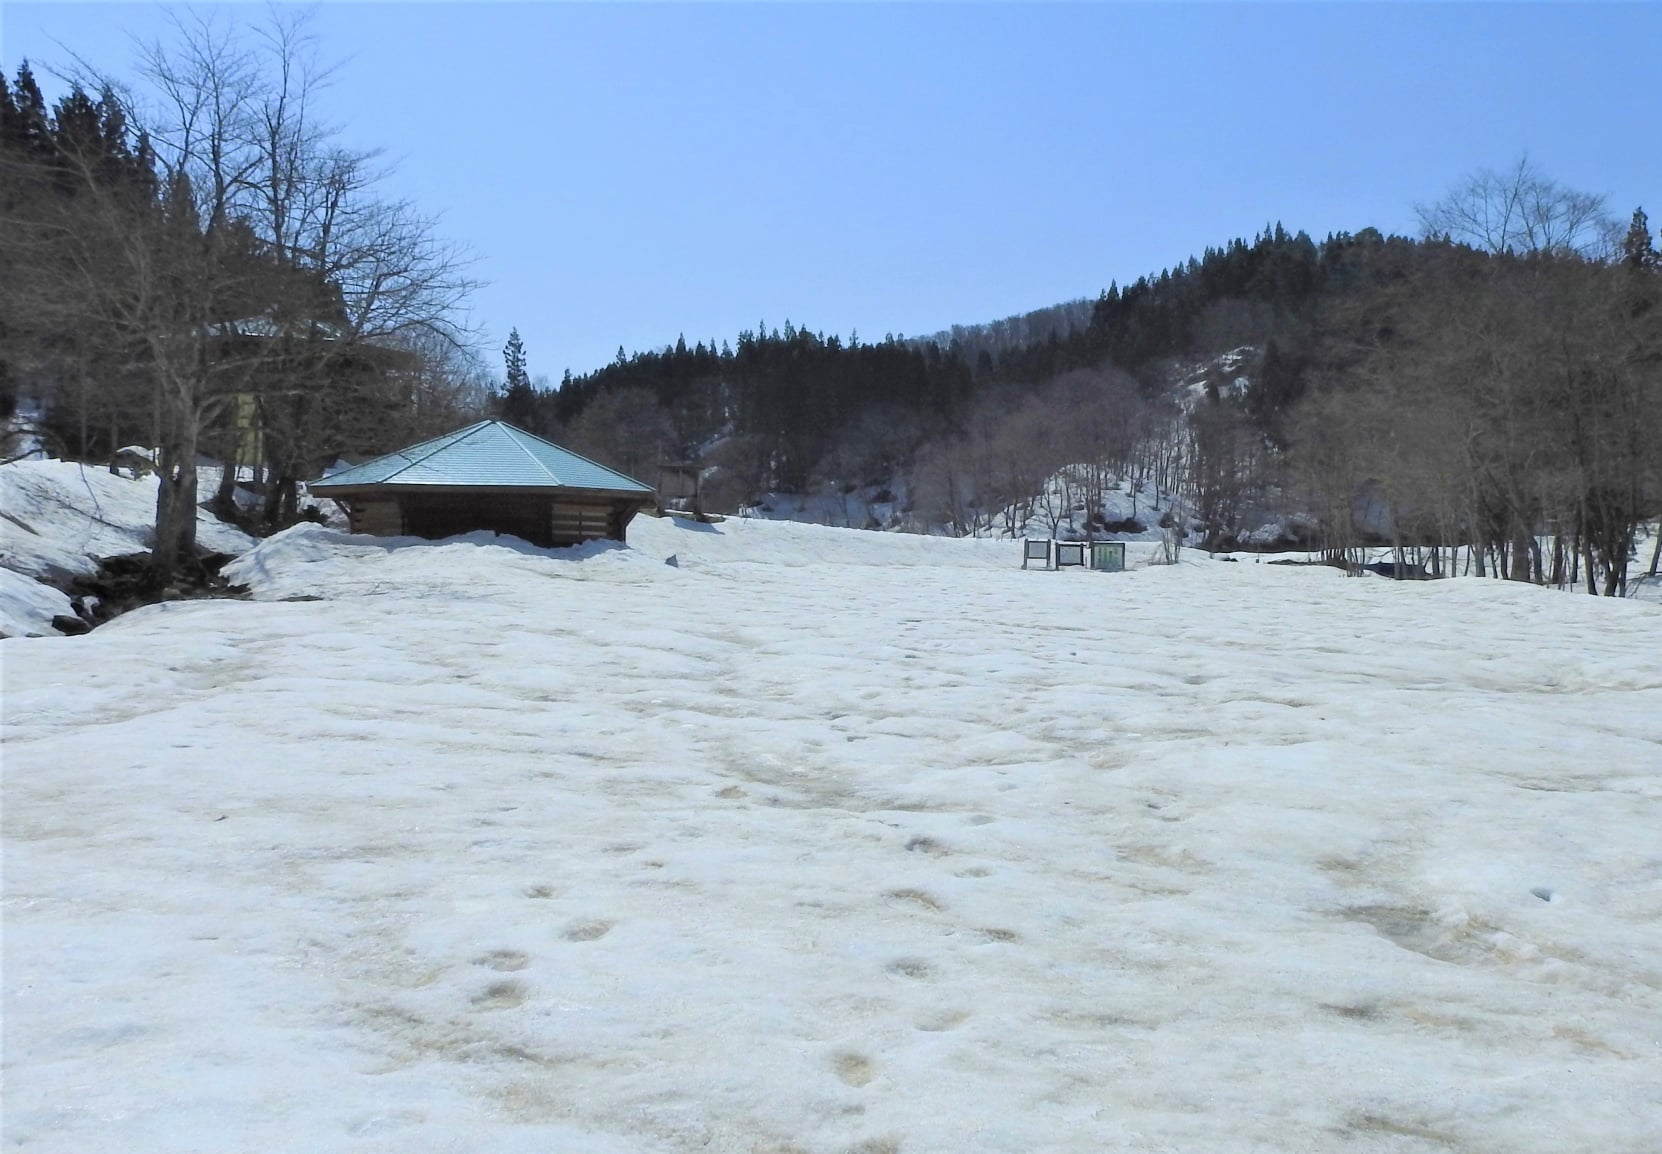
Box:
[310,421,655,495]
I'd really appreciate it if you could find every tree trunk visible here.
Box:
[152,398,201,580]
[210,431,240,520]
[1603,524,1632,598]
[1509,519,1533,582]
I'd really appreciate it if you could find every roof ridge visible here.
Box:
[497,422,566,485]
[499,422,652,491]
[366,421,488,483]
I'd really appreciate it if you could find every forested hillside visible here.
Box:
[498,184,1661,595]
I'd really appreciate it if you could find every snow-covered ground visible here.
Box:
[0,460,255,582]
[0,460,258,637]
[4,516,1661,1153]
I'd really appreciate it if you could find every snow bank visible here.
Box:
[628,513,1016,570]
[0,459,259,636]
[6,518,1660,1152]
[224,515,1022,603]
[221,522,659,603]
[0,459,256,582]
[0,565,73,637]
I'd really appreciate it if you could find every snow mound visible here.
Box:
[628,513,1014,569]
[1630,573,1662,604]
[223,522,659,602]
[0,459,256,582]
[226,515,1021,603]
[0,566,74,638]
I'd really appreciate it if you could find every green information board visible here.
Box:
[1090,542,1126,572]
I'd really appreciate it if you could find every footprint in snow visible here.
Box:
[471,980,527,1009]
[832,1052,875,1087]
[562,919,614,942]
[472,949,530,972]
[915,1009,970,1032]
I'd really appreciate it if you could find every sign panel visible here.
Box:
[1056,542,1087,568]
[1090,542,1127,572]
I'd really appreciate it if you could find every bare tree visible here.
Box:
[1290,195,1661,594]
[20,9,478,571]
[1416,156,1614,259]
[564,387,674,484]
[909,436,979,536]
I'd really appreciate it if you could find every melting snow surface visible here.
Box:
[4,516,1661,1153]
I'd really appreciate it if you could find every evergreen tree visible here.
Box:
[503,327,530,390]
[1621,208,1658,271]
[4,64,53,162]
[498,327,537,428]
[0,73,16,146]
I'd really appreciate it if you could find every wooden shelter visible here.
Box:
[309,420,657,547]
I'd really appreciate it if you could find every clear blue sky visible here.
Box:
[5,3,1658,382]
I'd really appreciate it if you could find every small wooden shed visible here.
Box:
[309,420,657,547]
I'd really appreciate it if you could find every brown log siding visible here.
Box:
[342,492,643,547]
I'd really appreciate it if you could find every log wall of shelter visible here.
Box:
[347,497,403,537]
[550,500,621,545]
[330,491,645,546]
[397,493,544,545]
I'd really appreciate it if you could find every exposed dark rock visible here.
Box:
[62,549,250,632]
[51,614,91,636]
[1362,561,1431,581]
[1267,555,1435,579]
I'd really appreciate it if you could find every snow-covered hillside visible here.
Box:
[990,468,1186,545]
[5,517,1659,1153]
[0,459,255,581]
[0,460,257,636]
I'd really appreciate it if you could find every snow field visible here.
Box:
[4,515,1661,1153]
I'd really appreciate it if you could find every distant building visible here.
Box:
[309,420,656,547]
